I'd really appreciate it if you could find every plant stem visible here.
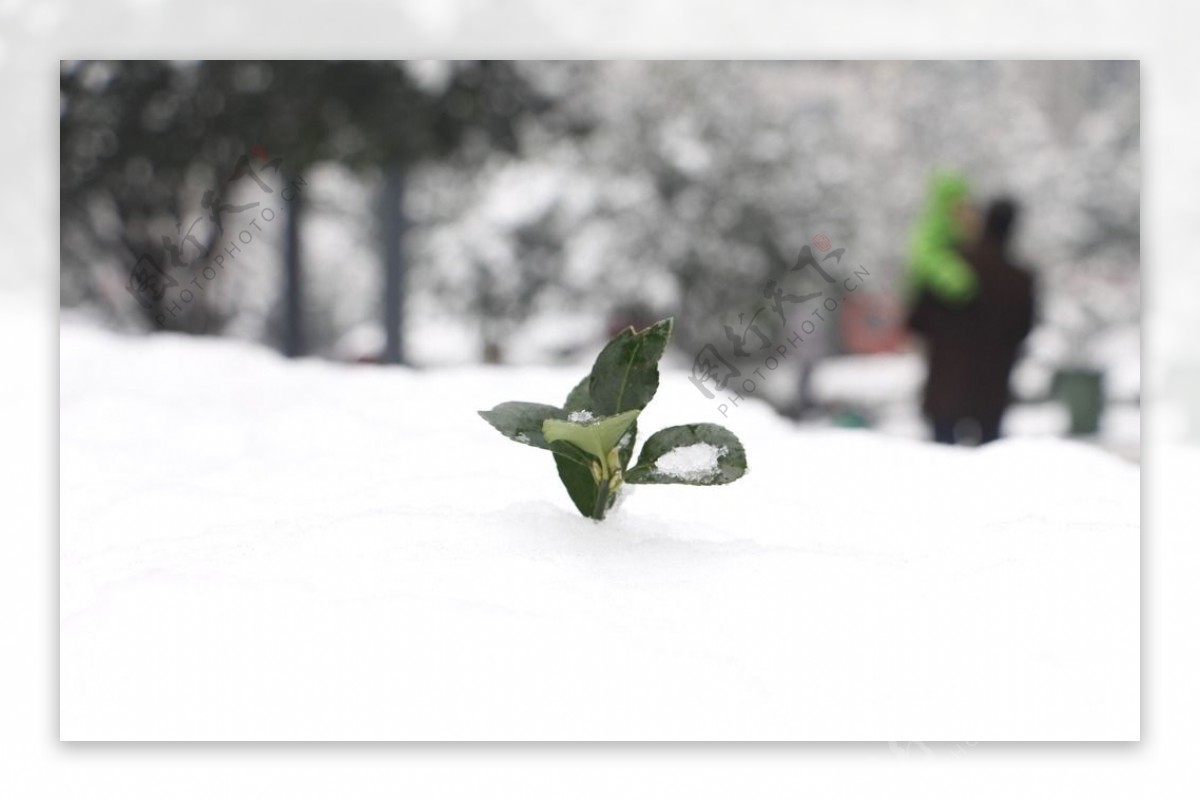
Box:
[591,474,610,520]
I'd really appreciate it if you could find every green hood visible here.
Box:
[907,171,978,304]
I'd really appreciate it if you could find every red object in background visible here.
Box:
[840,292,910,354]
[606,304,658,339]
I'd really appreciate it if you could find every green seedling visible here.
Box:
[479,318,748,520]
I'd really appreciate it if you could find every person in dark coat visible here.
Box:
[908,198,1036,445]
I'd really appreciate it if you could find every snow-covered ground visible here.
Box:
[60,323,1139,741]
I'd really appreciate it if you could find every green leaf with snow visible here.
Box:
[542,409,640,463]
[566,366,638,470]
[477,318,747,520]
[478,402,564,450]
[625,424,747,486]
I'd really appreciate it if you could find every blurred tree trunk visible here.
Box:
[283,169,304,358]
[381,166,407,365]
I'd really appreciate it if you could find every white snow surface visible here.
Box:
[60,324,1139,741]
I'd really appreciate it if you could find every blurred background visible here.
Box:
[59,60,1140,458]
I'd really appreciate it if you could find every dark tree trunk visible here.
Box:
[381,166,407,365]
[282,169,304,358]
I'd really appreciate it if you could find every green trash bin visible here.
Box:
[1054,368,1105,436]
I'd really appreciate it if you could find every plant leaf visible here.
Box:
[566,374,639,472]
[625,423,747,486]
[563,375,591,413]
[550,441,600,518]
[478,402,565,450]
[542,409,640,463]
[616,420,637,471]
[587,318,673,416]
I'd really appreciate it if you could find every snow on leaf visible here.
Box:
[626,423,747,486]
[653,442,727,481]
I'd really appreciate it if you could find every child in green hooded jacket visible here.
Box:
[907,171,980,305]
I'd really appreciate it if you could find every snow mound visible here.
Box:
[59,324,1139,741]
